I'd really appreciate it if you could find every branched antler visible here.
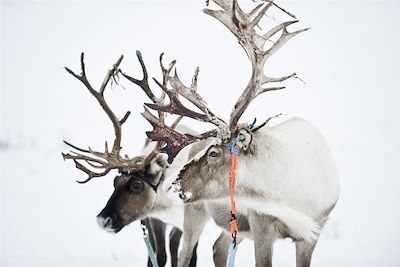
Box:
[147,71,227,127]
[139,52,229,160]
[62,53,150,183]
[204,0,309,131]
[119,51,157,103]
[140,1,308,162]
[65,53,128,154]
[121,51,189,162]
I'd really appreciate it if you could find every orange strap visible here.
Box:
[229,145,240,237]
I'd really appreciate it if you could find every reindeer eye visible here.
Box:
[129,180,144,193]
[209,151,219,158]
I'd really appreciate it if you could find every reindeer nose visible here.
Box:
[97,215,112,229]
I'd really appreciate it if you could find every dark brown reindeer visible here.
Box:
[141,1,339,266]
[62,52,200,267]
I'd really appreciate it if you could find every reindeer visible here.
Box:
[61,52,204,267]
[140,1,340,266]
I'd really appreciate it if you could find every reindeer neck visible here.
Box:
[148,177,184,230]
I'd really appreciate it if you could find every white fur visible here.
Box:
[162,138,219,202]
[163,175,186,206]
[191,138,221,161]
[150,197,184,230]
[144,150,188,230]
[237,118,339,241]
[241,197,321,242]
[167,117,340,242]
[163,143,196,205]
[148,154,167,175]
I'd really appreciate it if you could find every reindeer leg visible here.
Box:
[178,203,209,267]
[213,231,243,267]
[253,233,275,267]
[169,227,182,267]
[295,240,317,267]
[249,212,278,267]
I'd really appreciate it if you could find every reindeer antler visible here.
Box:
[63,51,180,182]
[141,0,307,162]
[62,53,150,183]
[128,50,220,161]
[204,0,308,131]
[146,69,229,137]
[121,51,189,164]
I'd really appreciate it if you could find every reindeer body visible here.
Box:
[165,117,339,266]
[234,117,339,241]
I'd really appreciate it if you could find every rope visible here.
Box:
[229,145,239,237]
[224,141,241,267]
[140,220,159,267]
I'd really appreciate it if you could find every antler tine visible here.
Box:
[159,53,177,87]
[156,52,177,125]
[62,151,111,183]
[141,52,179,165]
[73,159,111,184]
[120,50,158,104]
[204,0,309,131]
[120,51,176,105]
[146,79,210,123]
[63,139,147,183]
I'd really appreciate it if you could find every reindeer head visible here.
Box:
[143,0,307,203]
[164,128,253,203]
[97,154,167,233]
[63,51,181,233]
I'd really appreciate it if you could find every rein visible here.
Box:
[140,220,159,267]
[223,118,256,267]
[222,139,241,267]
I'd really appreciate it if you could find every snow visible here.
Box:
[1,0,400,266]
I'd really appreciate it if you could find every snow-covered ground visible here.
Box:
[1,1,400,266]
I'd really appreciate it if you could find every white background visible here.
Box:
[1,0,400,266]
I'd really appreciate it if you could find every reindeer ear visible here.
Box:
[236,129,253,151]
[146,153,168,178]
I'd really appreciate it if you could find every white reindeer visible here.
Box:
[141,1,340,266]
[164,118,339,267]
